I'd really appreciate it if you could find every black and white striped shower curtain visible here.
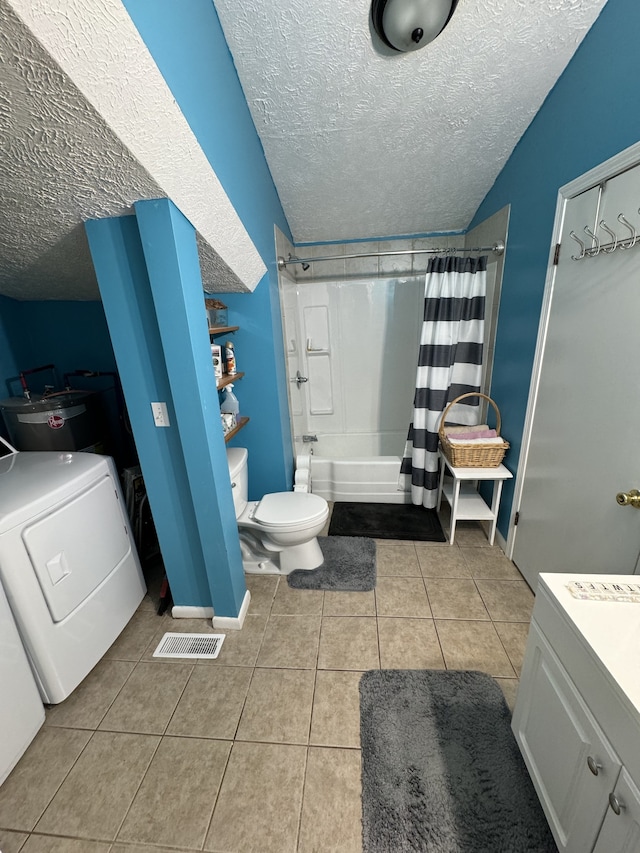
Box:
[399,255,487,508]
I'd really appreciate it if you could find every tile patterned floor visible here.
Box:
[0,518,534,853]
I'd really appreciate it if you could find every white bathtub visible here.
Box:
[298,433,411,504]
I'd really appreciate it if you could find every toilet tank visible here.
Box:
[226,447,248,517]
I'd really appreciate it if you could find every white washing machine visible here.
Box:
[0,576,44,785]
[0,450,147,703]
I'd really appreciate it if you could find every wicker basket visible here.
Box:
[438,392,509,467]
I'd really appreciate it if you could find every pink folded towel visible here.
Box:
[448,435,504,445]
[444,424,489,434]
[445,428,497,440]
[445,429,498,441]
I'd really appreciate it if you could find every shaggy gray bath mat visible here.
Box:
[360,670,558,853]
[287,536,376,591]
[328,502,446,542]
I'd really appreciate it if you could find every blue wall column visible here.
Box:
[134,199,246,620]
[85,213,212,609]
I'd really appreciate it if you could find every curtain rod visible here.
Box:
[277,240,504,270]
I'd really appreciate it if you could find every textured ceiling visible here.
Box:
[213,0,608,242]
[0,0,265,301]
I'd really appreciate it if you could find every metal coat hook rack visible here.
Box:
[570,209,639,260]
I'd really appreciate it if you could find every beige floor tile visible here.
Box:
[475,579,535,621]
[140,616,219,662]
[34,731,159,841]
[494,621,531,676]
[45,659,135,730]
[298,746,362,853]
[435,620,516,677]
[205,741,306,852]
[374,541,421,576]
[244,574,278,614]
[137,591,159,613]
[451,521,493,547]
[0,727,91,831]
[103,611,168,661]
[256,615,321,669]
[21,837,110,852]
[416,544,472,578]
[117,735,230,849]
[377,618,445,669]
[236,668,315,744]
[112,845,201,853]
[0,829,28,853]
[495,677,520,712]
[461,547,523,580]
[271,582,324,615]
[310,670,363,748]
[323,590,376,617]
[318,617,379,671]
[166,665,252,739]
[205,613,268,666]
[98,661,192,734]
[424,578,490,620]
[375,576,431,618]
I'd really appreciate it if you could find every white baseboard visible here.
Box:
[212,589,251,631]
[171,605,215,619]
[496,528,508,554]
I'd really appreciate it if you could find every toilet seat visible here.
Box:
[252,492,327,529]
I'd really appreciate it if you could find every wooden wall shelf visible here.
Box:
[209,325,239,336]
[217,371,244,390]
[224,416,249,443]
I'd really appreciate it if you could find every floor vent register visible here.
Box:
[152,633,225,659]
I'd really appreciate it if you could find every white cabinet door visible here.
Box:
[512,622,621,852]
[592,769,640,853]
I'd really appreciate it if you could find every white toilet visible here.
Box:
[226,447,329,574]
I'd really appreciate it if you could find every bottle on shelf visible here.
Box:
[225,341,237,375]
[220,384,240,435]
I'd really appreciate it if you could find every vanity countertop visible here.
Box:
[539,573,640,720]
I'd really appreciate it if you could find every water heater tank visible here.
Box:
[0,391,104,453]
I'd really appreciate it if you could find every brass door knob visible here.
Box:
[616,489,640,508]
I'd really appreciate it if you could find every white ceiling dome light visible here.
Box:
[371,0,459,53]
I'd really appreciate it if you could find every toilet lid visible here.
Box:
[253,492,327,528]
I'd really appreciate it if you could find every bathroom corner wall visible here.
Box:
[86,202,246,620]
[465,206,510,400]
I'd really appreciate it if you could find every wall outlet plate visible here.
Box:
[151,401,170,427]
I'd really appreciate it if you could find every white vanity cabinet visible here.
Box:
[592,769,640,852]
[512,574,640,853]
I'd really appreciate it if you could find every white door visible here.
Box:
[513,164,640,588]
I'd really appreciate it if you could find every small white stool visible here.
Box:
[436,451,513,546]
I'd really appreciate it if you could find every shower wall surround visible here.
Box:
[277,232,467,458]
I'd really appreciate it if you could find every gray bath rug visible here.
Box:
[287,536,376,591]
[360,670,558,853]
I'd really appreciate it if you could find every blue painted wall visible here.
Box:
[469,0,640,537]
[86,211,216,609]
[5,0,634,579]
[0,296,25,438]
[0,296,25,396]
[122,0,294,499]
[0,297,127,454]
